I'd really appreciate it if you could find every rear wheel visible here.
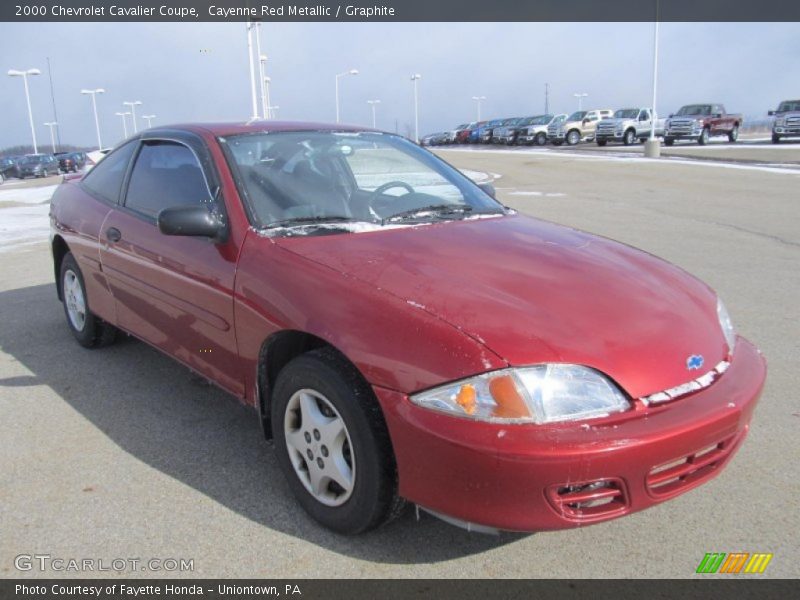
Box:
[271,348,402,534]
[728,125,739,143]
[698,128,709,145]
[60,252,118,348]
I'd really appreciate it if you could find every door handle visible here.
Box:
[106,227,122,243]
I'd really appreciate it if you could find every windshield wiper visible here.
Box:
[264,215,356,229]
[382,204,474,225]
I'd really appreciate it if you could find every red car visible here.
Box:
[50,122,766,534]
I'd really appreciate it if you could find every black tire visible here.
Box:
[535,132,547,146]
[60,252,118,348]
[596,139,607,147]
[728,125,739,143]
[664,137,675,146]
[271,348,403,534]
[698,128,709,145]
[566,129,581,146]
[623,129,636,146]
[772,134,781,144]
[551,140,563,146]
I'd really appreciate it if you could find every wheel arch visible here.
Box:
[256,329,371,439]
[52,234,70,301]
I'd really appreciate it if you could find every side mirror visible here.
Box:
[668,113,674,118]
[158,205,225,239]
[582,119,589,125]
[478,182,496,199]
[768,110,775,116]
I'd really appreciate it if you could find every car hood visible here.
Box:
[276,215,728,398]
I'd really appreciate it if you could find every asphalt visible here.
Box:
[0,148,798,578]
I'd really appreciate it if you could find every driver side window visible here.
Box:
[124,141,212,219]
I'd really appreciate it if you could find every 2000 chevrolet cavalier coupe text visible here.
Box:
[50,122,766,534]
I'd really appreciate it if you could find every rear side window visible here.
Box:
[124,141,212,219]
[81,142,137,203]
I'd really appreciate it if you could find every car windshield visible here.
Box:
[676,105,711,116]
[221,131,505,233]
[614,109,640,119]
[528,115,552,125]
[777,101,800,112]
[567,111,587,122]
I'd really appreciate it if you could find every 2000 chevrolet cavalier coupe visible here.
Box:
[50,122,766,534]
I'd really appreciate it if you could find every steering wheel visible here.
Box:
[373,181,415,196]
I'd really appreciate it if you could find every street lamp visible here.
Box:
[263,76,273,119]
[8,68,41,154]
[367,100,381,128]
[268,105,280,119]
[471,96,486,121]
[43,122,58,153]
[645,0,662,158]
[123,101,142,134]
[335,69,359,123]
[81,88,105,150]
[259,54,271,119]
[142,114,156,128]
[573,92,588,111]
[411,74,422,143]
[115,111,131,138]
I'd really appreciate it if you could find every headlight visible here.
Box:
[716,298,736,355]
[410,365,630,424]
[776,118,786,126]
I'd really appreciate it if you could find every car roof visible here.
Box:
[145,121,375,138]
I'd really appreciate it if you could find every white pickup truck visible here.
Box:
[595,108,666,146]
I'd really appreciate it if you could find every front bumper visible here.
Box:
[375,337,765,532]
[773,127,800,136]
[665,130,702,140]
[596,131,625,140]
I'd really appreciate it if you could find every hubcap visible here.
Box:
[284,389,355,507]
[568,131,579,145]
[63,269,86,331]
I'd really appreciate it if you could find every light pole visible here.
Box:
[81,88,105,150]
[367,100,380,128]
[8,68,41,154]
[268,106,280,119]
[645,0,662,157]
[123,101,142,134]
[573,92,588,111]
[263,76,273,119]
[259,54,270,119]
[411,73,422,143]
[246,22,259,119]
[335,69,358,123]
[471,96,486,121]
[142,114,156,128]
[43,122,58,153]
[115,111,131,138]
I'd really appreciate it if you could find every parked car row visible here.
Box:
[0,151,88,183]
[421,99,800,148]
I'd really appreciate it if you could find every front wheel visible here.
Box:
[623,129,636,146]
[728,125,739,143]
[60,252,118,348]
[772,134,781,144]
[551,140,563,146]
[566,129,581,146]
[698,128,709,145]
[596,139,607,147]
[664,137,675,146]
[271,348,402,534]
[535,132,547,146]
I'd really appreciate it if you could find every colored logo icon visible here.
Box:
[696,552,773,574]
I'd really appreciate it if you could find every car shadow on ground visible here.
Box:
[0,283,526,564]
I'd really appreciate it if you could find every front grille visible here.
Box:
[646,433,740,497]
[548,125,564,136]
[787,117,800,125]
[546,478,628,521]
[668,120,696,134]
[597,122,618,133]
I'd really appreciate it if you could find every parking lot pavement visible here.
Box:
[1,153,798,578]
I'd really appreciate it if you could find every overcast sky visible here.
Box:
[1,21,799,149]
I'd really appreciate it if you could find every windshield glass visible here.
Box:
[222,131,505,232]
[778,101,800,112]
[614,109,640,119]
[676,105,711,116]
[528,115,552,125]
[567,111,587,122]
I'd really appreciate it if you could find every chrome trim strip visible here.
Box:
[640,360,730,406]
